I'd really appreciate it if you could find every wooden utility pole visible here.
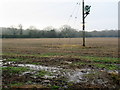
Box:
[82,0,91,46]
[82,0,85,46]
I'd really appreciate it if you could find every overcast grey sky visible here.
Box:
[0,0,119,31]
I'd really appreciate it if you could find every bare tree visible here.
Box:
[43,26,54,31]
[18,24,23,35]
[10,25,17,36]
[28,26,37,37]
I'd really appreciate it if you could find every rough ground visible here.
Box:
[2,38,120,89]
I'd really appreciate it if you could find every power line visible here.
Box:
[73,3,81,29]
[66,2,80,25]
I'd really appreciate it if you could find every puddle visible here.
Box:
[107,70,119,74]
[0,60,2,66]
[17,64,62,72]
[1,59,7,65]
[66,69,90,83]
[2,60,120,88]
[11,63,91,83]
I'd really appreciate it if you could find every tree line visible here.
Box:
[0,25,118,38]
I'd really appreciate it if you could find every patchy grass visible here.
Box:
[40,52,68,57]
[51,85,60,89]
[7,58,22,62]
[84,72,100,77]
[32,62,42,65]
[78,56,119,63]
[4,53,119,64]
[94,64,119,70]
[69,60,119,70]
[35,70,52,77]
[3,52,70,58]
[69,62,87,67]
[2,67,29,75]
[60,44,81,48]
[9,82,24,87]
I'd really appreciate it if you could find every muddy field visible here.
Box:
[1,38,120,89]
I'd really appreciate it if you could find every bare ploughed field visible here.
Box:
[2,38,120,89]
